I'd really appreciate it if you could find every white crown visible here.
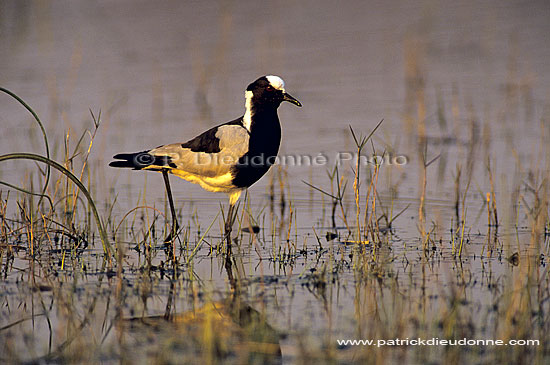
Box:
[266,75,285,91]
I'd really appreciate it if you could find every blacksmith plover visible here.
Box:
[109,75,301,242]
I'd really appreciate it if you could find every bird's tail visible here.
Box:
[109,151,173,170]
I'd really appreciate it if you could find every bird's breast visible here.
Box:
[230,112,282,188]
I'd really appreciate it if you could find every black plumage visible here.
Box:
[231,110,281,188]
[109,75,301,241]
[179,117,244,153]
[109,152,174,169]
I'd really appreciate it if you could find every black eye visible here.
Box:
[266,85,274,91]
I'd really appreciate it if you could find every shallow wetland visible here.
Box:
[1,1,550,363]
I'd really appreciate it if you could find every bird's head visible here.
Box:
[246,75,302,109]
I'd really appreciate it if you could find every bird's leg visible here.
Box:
[224,202,235,246]
[162,169,179,243]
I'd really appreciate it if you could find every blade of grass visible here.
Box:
[0,87,51,208]
[187,211,220,264]
[0,180,54,210]
[0,152,112,258]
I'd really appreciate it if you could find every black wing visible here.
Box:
[180,117,244,153]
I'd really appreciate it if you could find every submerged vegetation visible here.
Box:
[2,55,550,364]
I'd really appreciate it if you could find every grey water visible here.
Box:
[1,0,550,362]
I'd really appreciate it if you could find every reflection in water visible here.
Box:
[125,252,281,364]
[2,0,550,363]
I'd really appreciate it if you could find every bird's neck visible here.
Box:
[247,106,281,160]
[243,91,279,132]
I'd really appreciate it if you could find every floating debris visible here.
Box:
[242,225,260,234]
[507,252,519,266]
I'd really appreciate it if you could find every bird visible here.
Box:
[109,75,301,243]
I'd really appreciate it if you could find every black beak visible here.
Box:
[283,92,302,107]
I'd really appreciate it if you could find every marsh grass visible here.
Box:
[2,74,550,364]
